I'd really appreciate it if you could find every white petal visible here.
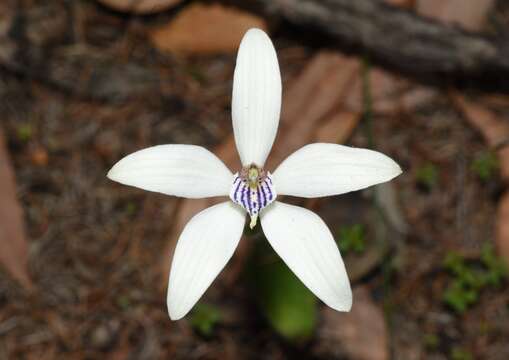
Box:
[167,201,245,320]
[107,145,232,198]
[232,28,282,167]
[273,143,402,198]
[260,201,352,311]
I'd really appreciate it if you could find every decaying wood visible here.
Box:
[252,0,509,93]
[416,0,495,32]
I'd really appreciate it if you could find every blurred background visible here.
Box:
[1,0,509,359]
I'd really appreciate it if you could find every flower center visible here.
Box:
[229,164,277,229]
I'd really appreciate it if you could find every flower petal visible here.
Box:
[167,201,245,320]
[107,145,232,198]
[232,28,282,167]
[260,201,352,311]
[273,143,402,198]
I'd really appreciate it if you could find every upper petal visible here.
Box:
[167,201,245,320]
[260,201,352,311]
[232,28,282,167]
[107,144,232,198]
[273,143,402,198]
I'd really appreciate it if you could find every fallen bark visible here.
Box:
[251,0,509,93]
[2,0,509,97]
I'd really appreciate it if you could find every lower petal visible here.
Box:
[260,201,352,311]
[167,201,245,320]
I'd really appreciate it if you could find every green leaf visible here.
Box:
[190,303,222,336]
[247,241,317,342]
[337,224,366,254]
[451,347,473,360]
[415,162,439,189]
[443,281,470,313]
[444,252,466,275]
[442,244,508,313]
[471,151,499,181]
[422,333,439,350]
[16,123,33,142]
[480,243,508,286]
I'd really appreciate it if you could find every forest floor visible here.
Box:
[1,0,509,359]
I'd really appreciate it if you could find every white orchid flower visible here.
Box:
[107,28,402,320]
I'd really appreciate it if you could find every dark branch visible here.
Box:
[252,0,509,93]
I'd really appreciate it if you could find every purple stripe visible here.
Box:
[241,186,249,211]
[233,179,243,202]
[266,182,273,200]
[261,183,269,206]
[252,190,258,213]
[257,186,266,208]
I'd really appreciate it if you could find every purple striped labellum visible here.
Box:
[229,164,276,229]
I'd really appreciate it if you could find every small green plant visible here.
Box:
[248,241,318,341]
[443,280,479,313]
[125,201,137,216]
[415,162,439,189]
[443,245,508,313]
[116,295,131,310]
[422,333,439,350]
[480,243,508,286]
[471,151,499,181]
[16,124,33,142]
[186,65,207,84]
[190,303,222,336]
[450,347,473,360]
[337,224,366,253]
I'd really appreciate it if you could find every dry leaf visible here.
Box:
[384,0,414,7]
[417,0,495,31]
[480,94,509,110]
[313,111,360,144]
[149,4,267,55]
[0,129,32,289]
[96,0,182,14]
[450,93,509,154]
[451,93,509,181]
[498,147,509,183]
[344,67,435,115]
[267,52,360,168]
[315,286,388,360]
[496,191,509,263]
[29,145,49,167]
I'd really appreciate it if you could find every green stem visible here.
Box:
[362,56,395,345]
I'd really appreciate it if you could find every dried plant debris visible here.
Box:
[1,0,509,359]
[0,129,32,290]
[150,4,267,55]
